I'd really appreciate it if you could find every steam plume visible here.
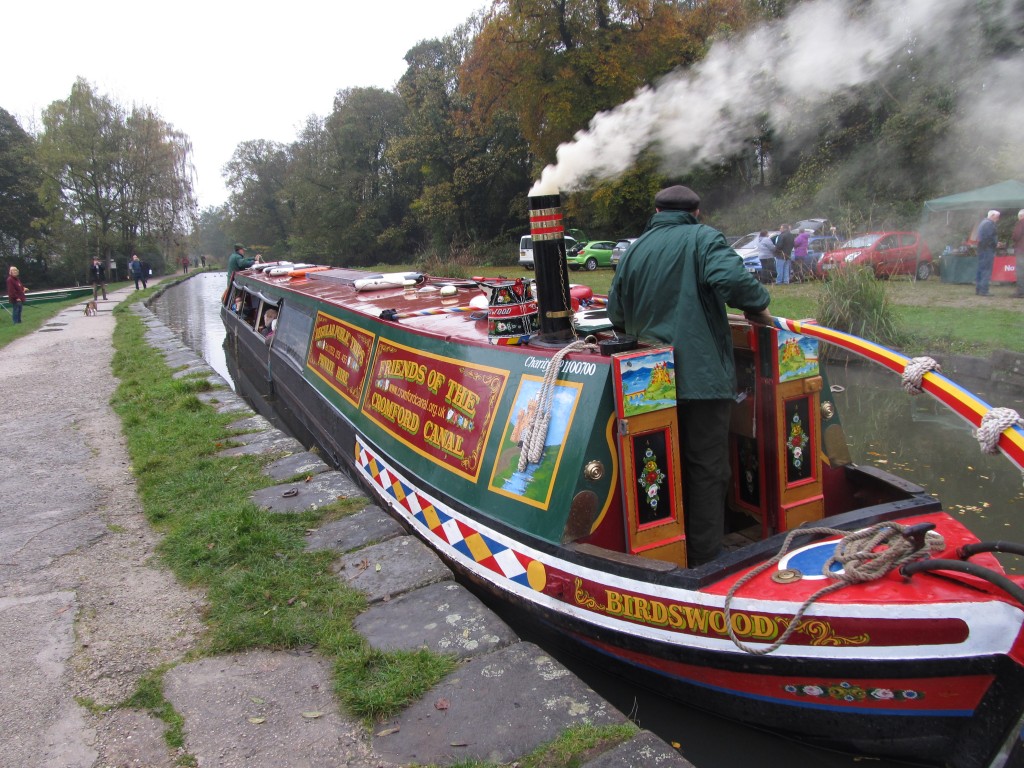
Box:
[530,0,1022,196]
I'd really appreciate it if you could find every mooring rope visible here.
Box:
[901,356,940,394]
[517,340,598,472]
[723,522,945,655]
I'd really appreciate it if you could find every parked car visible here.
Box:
[793,218,833,235]
[730,231,780,282]
[806,235,841,278]
[610,238,637,269]
[567,240,617,270]
[817,232,933,280]
[519,234,579,269]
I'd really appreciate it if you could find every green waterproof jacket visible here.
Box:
[227,250,255,284]
[607,210,770,400]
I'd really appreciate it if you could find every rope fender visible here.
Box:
[976,407,1024,455]
[901,356,940,394]
[517,340,598,472]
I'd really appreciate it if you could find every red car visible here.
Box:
[817,231,933,280]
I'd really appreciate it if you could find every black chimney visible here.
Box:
[528,193,574,344]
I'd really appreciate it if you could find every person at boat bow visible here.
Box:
[6,266,26,324]
[226,243,260,288]
[607,184,772,567]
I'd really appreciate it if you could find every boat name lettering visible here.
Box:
[368,392,421,435]
[377,358,427,385]
[524,356,597,377]
[313,323,366,366]
[602,589,778,640]
[315,353,350,387]
[445,379,480,418]
[423,420,465,459]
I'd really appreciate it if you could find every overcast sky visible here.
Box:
[2,0,486,210]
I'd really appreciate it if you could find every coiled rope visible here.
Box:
[517,340,598,472]
[723,522,945,655]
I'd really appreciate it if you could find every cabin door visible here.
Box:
[612,348,687,567]
[731,324,826,536]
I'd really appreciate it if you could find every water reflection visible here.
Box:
[150,272,234,388]
[827,362,1024,571]
[153,274,1024,768]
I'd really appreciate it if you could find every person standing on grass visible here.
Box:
[775,224,795,285]
[1012,209,1024,299]
[975,210,1000,297]
[792,229,810,282]
[6,266,26,324]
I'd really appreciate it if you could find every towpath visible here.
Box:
[0,278,692,768]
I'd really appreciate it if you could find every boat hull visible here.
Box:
[220,270,1024,768]
[1,286,93,309]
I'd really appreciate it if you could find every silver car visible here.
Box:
[609,238,637,270]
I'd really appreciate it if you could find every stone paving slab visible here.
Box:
[164,650,382,768]
[333,535,452,603]
[265,451,332,482]
[171,363,216,379]
[163,351,199,368]
[581,730,693,767]
[196,391,252,414]
[374,641,625,766]
[253,471,363,513]
[226,414,274,433]
[355,579,519,661]
[304,505,404,553]
[217,429,305,458]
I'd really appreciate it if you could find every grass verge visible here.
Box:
[109,297,457,731]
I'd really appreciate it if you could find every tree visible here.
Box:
[0,108,46,265]
[37,78,197,280]
[224,139,292,253]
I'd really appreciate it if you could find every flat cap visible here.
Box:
[233,242,245,250]
[654,185,700,211]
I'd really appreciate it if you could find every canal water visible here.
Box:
[153,274,1024,768]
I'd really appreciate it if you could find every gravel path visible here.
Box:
[0,292,207,767]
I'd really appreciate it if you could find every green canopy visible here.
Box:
[923,180,1024,213]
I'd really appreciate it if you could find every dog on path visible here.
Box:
[84,300,98,317]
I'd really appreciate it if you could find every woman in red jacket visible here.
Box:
[6,266,26,324]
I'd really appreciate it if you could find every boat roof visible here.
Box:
[236,266,614,347]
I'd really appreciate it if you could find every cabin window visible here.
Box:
[230,287,257,324]
[273,302,314,369]
[256,301,279,337]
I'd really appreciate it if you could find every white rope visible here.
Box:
[517,341,597,472]
[975,407,1024,455]
[901,356,940,395]
[724,522,944,656]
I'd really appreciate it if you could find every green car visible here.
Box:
[567,240,616,271]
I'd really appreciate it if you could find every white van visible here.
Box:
[519,234,578,269]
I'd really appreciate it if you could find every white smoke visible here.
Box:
[530,0,1019,196]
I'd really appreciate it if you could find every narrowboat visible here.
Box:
[221,193,1024,768]
[1,285,93,310]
